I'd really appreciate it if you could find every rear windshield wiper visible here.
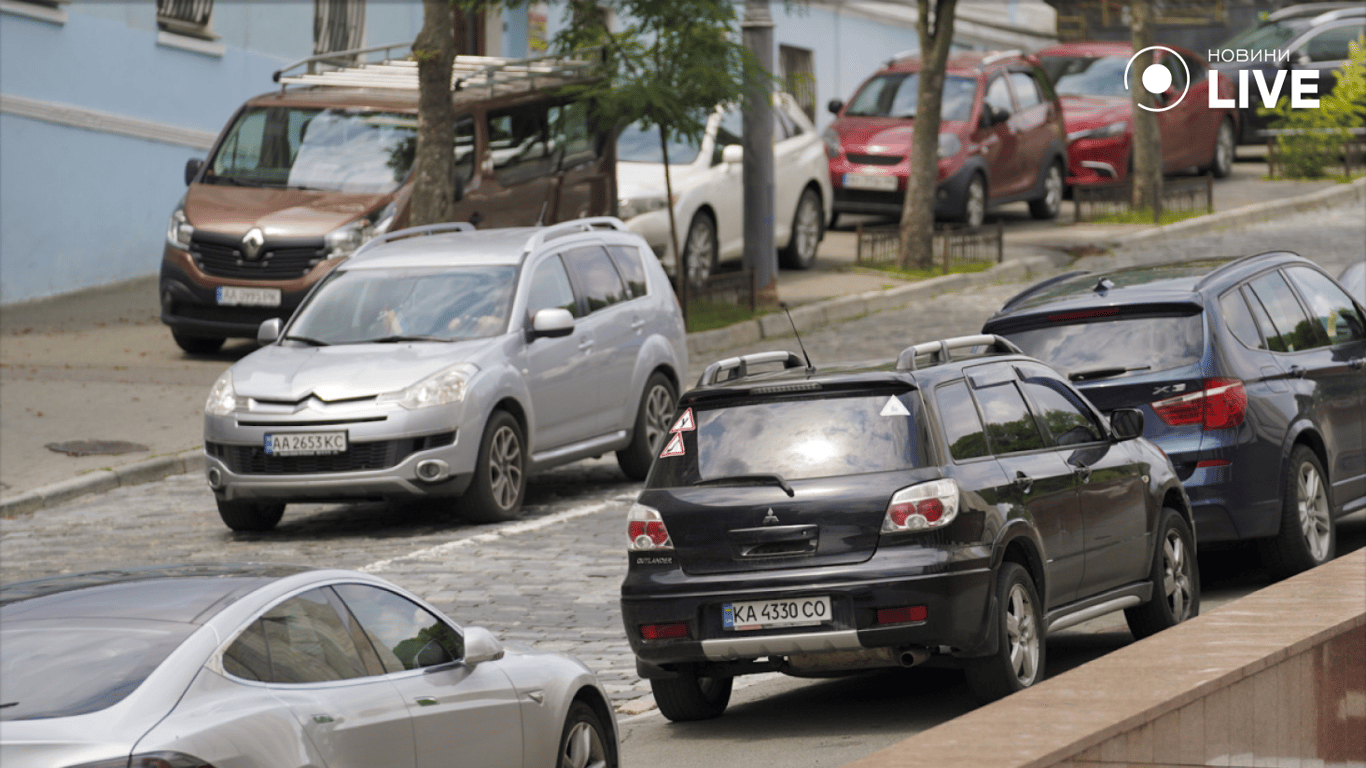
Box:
[282,335,330,347]
[370,335,449,344]
[1068,365,1151,382]
[693,473,795,497]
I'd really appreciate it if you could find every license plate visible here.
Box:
[843,173,898,192]
[217,286,282,307]
[264,432,347,456]
[723,596,831,631]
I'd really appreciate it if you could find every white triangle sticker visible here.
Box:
[880,396,910,416]
[659,432,686,458]
[670,408,695,433]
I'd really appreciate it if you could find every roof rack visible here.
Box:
[895,335,1022,371]
[272,42,600,98]
[521,217,629,255]
[980,49,1024,66]
[700,351,807,386]
[351,222,475,259]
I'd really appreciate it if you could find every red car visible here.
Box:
[1035,41,1238,186]
[824,50,1068,228]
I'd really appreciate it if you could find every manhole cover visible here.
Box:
[45,440,149,457]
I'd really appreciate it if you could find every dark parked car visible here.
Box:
[620,336,1198,721]
[982,253,1366,579]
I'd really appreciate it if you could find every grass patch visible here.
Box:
[855,259,995,281]
[685,301,779,333]
[1090,208,1207,225]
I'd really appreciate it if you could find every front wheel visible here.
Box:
[1029,161,1064,219]
[779,187,824,270]
[958,173,987,228]
[557,701,616,768]
[461,411,526,523]
[1207,118,1235,178]
[681,212,718,287]
[965,562,1044,703]
[1125,508,1200,639]
[616,373,676,480]
[650,666,733,722]
[216,499,285,532]
[1261,445,1335,580]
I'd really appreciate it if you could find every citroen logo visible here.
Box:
[241,228,266,261]
[762,509,780,526]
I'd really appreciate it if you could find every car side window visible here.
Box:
[563,245,628,314]
[1158,54,1189,93]
[1015,364,1104,447]
[548,101,598,170]
[526,255,580,319]
[985,75,1014,117]
[1220,287,1269,351]
[225,588,370,684]
[1283,266,1366,345]
[488,101,553,186]
[971,376,1047,455]
[1007,71,1042,109]
[1302,23,1365,63]
[935,380,991,461]
[333,584,464,674]
[606,245,649,299]
[1246,271,1323,352]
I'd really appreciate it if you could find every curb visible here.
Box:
[5,178,1360,517]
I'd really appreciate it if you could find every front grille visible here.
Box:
[835,188,902,205]
[847,153,904,166]
[207,432,456,475]
[190,232,327,280]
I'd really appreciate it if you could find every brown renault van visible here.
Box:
[160,45,614,353]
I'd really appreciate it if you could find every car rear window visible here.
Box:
[1000,312,1204,379]
[0,622,196,720]
[646,392,930,487]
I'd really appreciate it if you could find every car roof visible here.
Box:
[882,49,1030,77]
[344,218,643,271]
[1036,40,1200,61]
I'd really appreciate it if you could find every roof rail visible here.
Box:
[1192,250,1299,290]
[700,351,807,386]
[997,270,1089,312]
[1313,6,1366,23]
[351,222,476,259]
[895,335,1022,371]
[981,49,1024,66]
[887,48,918,66]
[520,217,629,254]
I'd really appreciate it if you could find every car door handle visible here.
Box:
[578,338,593,351]
[1072,464,1092,483]
[1289,365,1306,378]
[1013,471,1033,494]
[631,317,646,331]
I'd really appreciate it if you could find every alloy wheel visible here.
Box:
[1005,581,1040,686]
[1161,528,1194,620]
[1296,461,1331,563]
[643,383,674,454]
[488,425,523,511]
[793,194,822,265]
[965,176,986,228]
[560,720,609,768]
[1043,164,1062,214]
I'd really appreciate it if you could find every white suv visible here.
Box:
[203,218,688,531]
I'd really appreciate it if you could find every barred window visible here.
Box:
[314,0,366,60]
[780,45,816,122]
[157,0,215,39]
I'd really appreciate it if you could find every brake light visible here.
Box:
[876,606,928,625]
[1047,308,1119,321]
[640,622,690,640]
[883,479,959,533]
[627,503,673,550]
[1151,378,1246,430]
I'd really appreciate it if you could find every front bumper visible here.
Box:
[1066,134,1131,186]
[830,161,975,220]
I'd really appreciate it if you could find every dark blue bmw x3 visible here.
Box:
[982,252,1366,579]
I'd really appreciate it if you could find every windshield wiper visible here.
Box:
[1068,365,1151,382]
[693,473,795,497]
[282,335,330,347]
[370,335,449,344]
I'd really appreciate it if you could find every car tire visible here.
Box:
[1261,445,1335,580]
[1028,160,1064,220]
[650,666,733,722]
[216,499,285,532]
[958,173,987,229]
[1206,118,1235,179]
[462,410,526,523]
[681,211,718,287]
[616,372,676,481]
[557,701,617,768]
[965,561,1044,703]
[1124,507,1200,640]
[173,332,225,355]
[779,187,824,270]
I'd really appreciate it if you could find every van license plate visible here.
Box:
[265,432,347,456]
[843,173,897,192]
[218,286,281,307]
[723,596,831,631]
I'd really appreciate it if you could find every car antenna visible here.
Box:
[780,302,816,374]
[536,200,549,227]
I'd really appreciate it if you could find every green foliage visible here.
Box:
[1259,35,1366,178]
[1091,208,1206,225]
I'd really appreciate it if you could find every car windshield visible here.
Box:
[616,121,704,165]
[0,621,196,720]
[1217,20,1303,55]
[1039,55,1131,97]
[208,107,417,193]
[845,74,977,121]
[646,392,930,487]
[1001,314,1205,378]
[288,265,518,344]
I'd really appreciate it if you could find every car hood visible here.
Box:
[185,184,390,238]
[1058,94,1131,131]
[616,161,705,198]
[230,337,502,402]
[831,116,916,154]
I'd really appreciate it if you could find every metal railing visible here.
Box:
[1072,174,1214,223]
[854,221,1003,273]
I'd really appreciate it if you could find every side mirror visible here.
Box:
[184,158,205,186]
[827,99,845,115]
[1110,408,1145,441]
[528,307,574,340]
[257,317,282,345]
[462,626,505,666]
[721,144,744,165]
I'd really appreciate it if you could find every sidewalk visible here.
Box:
[2,159,1362,515]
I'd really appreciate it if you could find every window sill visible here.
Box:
[157,29,225,58]
[0,0,68,25]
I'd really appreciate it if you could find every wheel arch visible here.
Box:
[1283,423,1332,507]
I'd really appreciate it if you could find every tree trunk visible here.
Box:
[660,125,687,319]
[1129,0,1162,216]
[410,0,456,228]
[898,0,958,270]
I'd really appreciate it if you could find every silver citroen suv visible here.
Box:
[203,218,688,531]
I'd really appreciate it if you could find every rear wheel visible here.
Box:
[965,562,1043,703]
[216,499,285,532]
[1029,161,1064,219]
[616,373,676,480]
[557,701,616,768]
[173,332,225,355]
[462,411,526,523]
[1125,508,1199,639]
[651,666,733,722]
[779,187,824,270]
[1261,445,1335,580]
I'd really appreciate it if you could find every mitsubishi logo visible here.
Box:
[762,509,780,526]
[241,228,266,261]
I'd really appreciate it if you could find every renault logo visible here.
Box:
[762,509,780,526]
[241,228,266,261]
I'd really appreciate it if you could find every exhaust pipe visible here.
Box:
[415,459,449,483]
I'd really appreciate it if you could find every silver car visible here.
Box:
[203,218,688,531]
[0,564,619,768]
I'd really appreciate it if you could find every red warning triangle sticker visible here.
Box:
[670,408,695,433]
[659,432,686,458]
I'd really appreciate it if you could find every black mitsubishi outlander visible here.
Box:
[620,336,1199,721]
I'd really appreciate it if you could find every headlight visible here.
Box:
[1068,121,1128,143]
[376,363,479,410]
[937,133,962,159]
[205,370,246,416]
[822,126,842,158]
[166,201,194,249]
[618,194,669,221]
[324,201,397,258]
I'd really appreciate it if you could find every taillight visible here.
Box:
[627,502,673,550]
[640,622,690,640]
[1151,378,1246,429]
[882,479,959,533]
